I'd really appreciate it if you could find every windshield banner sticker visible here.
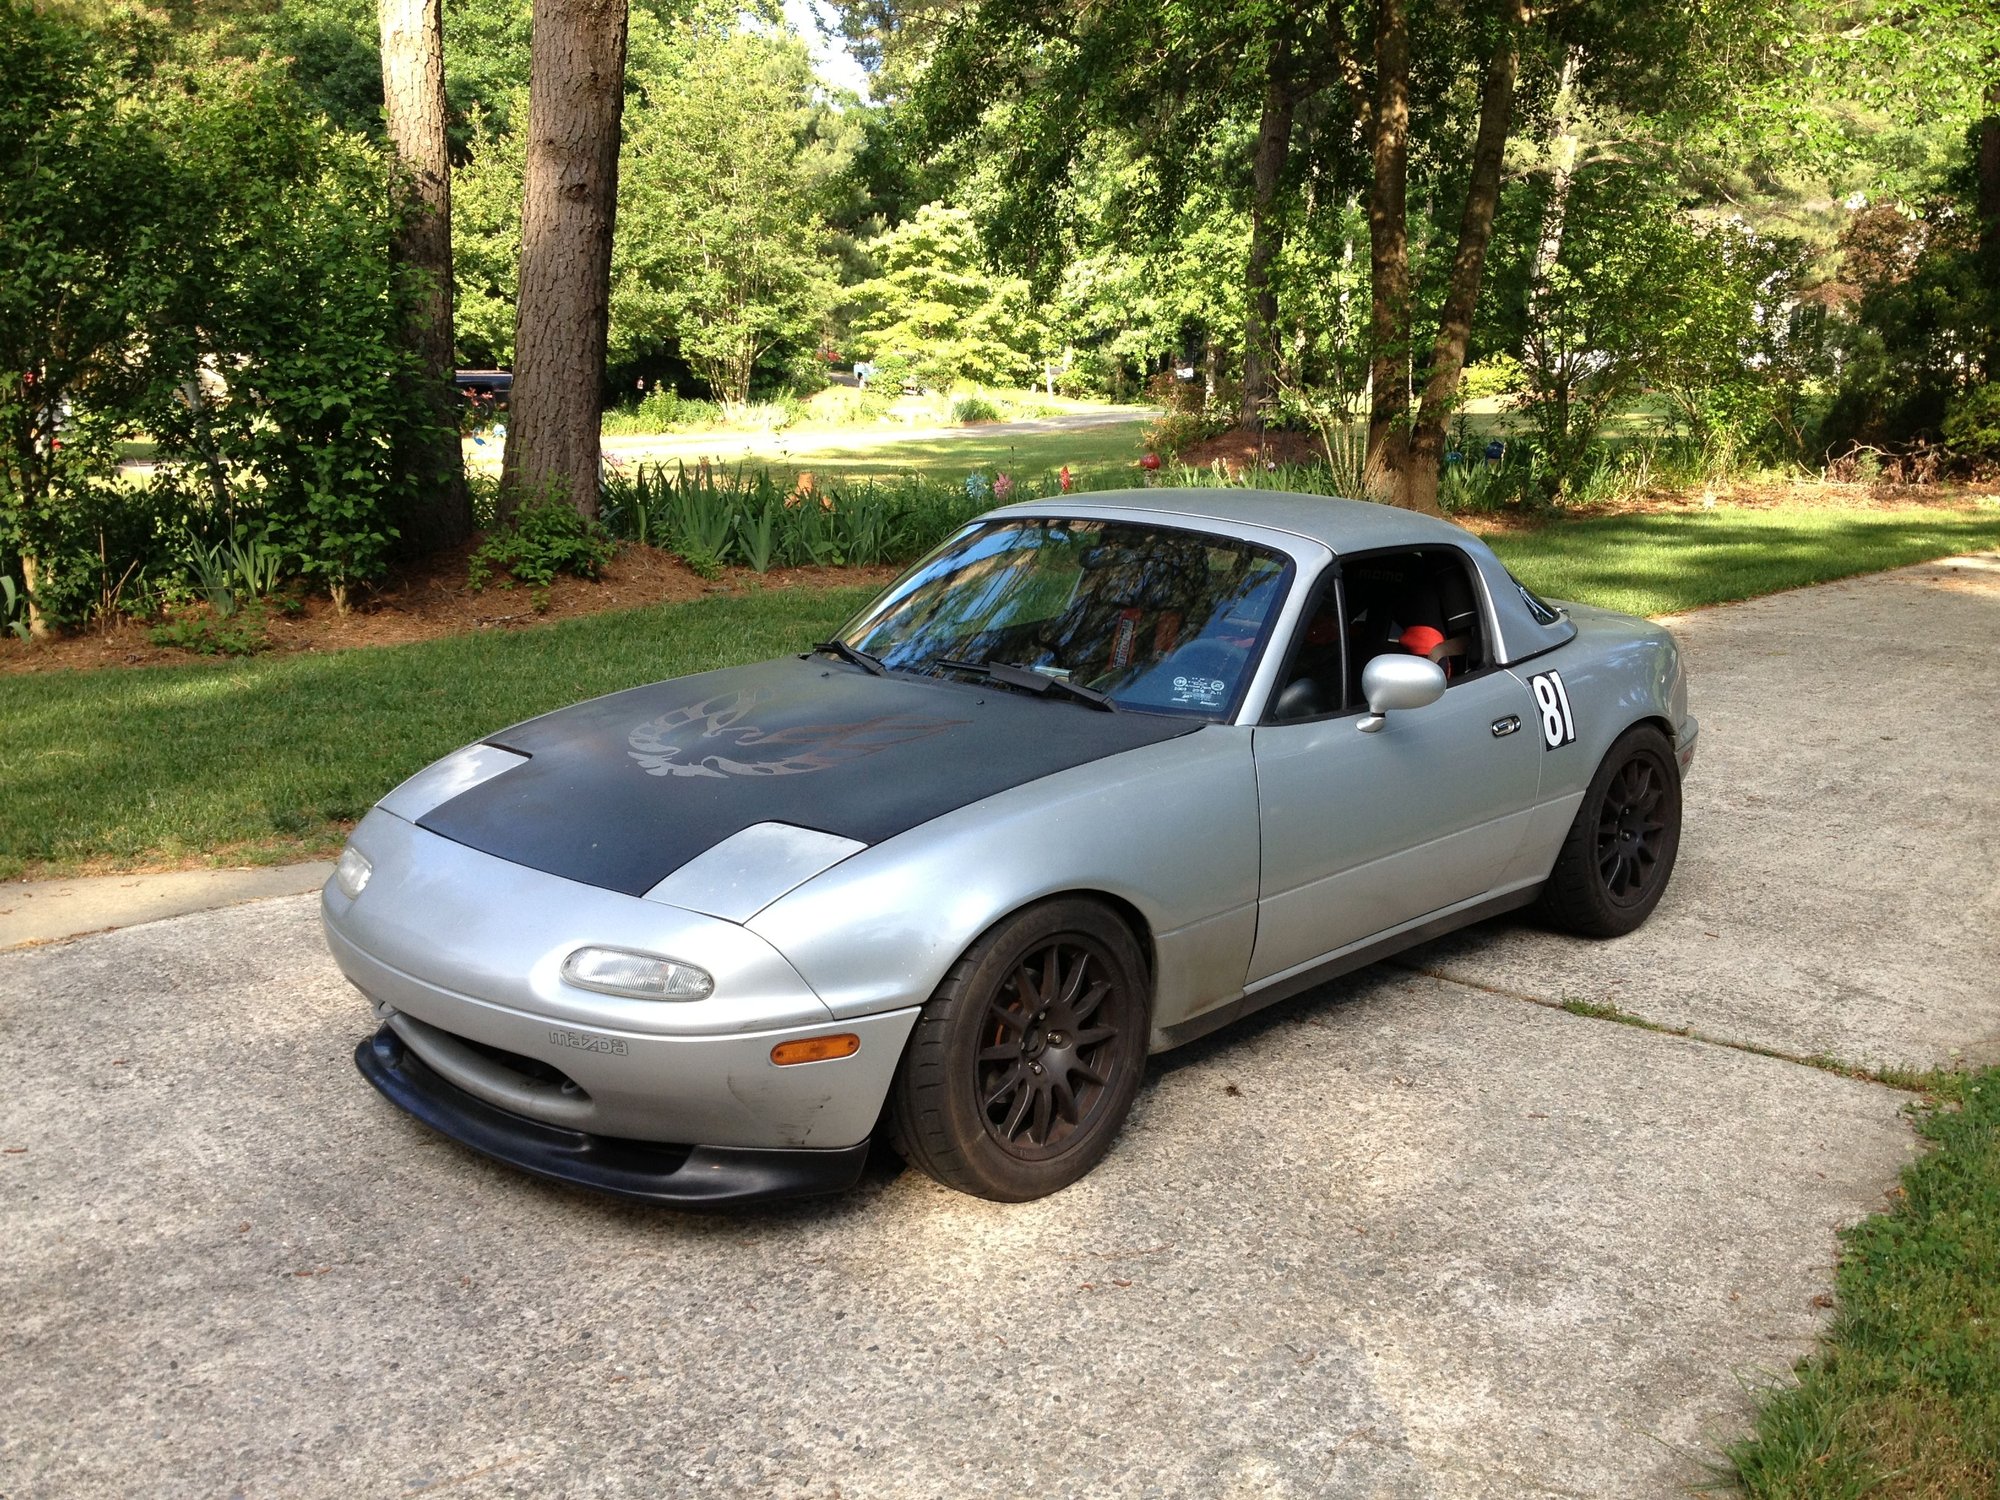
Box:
[1169,675,1227,709]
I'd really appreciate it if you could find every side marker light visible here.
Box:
[770,1034,861,1066]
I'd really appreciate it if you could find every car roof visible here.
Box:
[983,486,1576,666]
[987,487,1471,555]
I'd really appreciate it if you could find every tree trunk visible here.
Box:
[501,0,629,521]
[1392,0,1527,515]
[1239,41,1297,430]
[1362,0,1525,515]
[379,0,471,549]
[19,551,48,639]
[1363,0,1412,491]
[1528,46,1584,320]
[1978,76,1999,381]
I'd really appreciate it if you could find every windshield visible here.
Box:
[840,518,1293,718]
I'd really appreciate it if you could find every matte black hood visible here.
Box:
[416,655,1202,898]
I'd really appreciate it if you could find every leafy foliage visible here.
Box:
[468,495,618,609]
[1942,384,2000,463]
[599,462,993,574]
[843,203,1045,389]
[0,7,440,627]
[614,25,853,406]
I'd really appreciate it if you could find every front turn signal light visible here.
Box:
[771,1034,861,1066]
[561,946,714,1001]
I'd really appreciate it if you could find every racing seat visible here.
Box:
[1345,567,1475,701]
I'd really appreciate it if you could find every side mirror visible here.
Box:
[1357,655,1447,733]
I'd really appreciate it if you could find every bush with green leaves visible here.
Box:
[138,66,436,609]
[1460,354,1526,404]
[468,496,618,609]
[148,602,271,657]
[951,395,1000,423]
[1,11,440,629]
[1942,383,2000,463]
[0,5,178,632]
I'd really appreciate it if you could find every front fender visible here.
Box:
[747,728,1261,1034]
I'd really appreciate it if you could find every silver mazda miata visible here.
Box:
[324,489,1696,1204]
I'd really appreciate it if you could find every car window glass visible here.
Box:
[1268,573,1344,722]
[841,518,1292,718]
[1506,568,1564,626]
[1338,548,1488,708]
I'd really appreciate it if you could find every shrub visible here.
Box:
[149,602,271,656]
[600,388,725,434]
[1460,354,1526,404]
[1143,405,1231,457]
[952,395,1000,424]
[468,497,617,610]
[1942,384,2000,463]
[600,463,990,575]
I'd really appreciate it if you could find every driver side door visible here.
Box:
[1247,554,1543,985]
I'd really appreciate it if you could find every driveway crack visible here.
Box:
[1393,960,1934,1094]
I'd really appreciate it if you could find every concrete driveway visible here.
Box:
[4,554,1994,1499]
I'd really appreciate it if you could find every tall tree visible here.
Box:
[1239,36,1300,427]
[500,0,628,519]
[614,24,850,406]
[378,0,471,550]
[1361,0,1527,514]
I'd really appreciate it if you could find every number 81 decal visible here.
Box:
[1529,670,1577,749]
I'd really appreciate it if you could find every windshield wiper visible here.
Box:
[934,658,1118,712]
[813,639,887,676]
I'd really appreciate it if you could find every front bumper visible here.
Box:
[1676,714,1700,775]
[323,808,920,1154]
[356,1027,871,1205]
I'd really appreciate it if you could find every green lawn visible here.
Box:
[0,585,875,878]
[778,418,1149,482]
[2,499,1996,880]
[1728,1068,2000,1498]
[1484,503,2000,617]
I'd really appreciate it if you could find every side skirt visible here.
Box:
[1149,883,1542,1052]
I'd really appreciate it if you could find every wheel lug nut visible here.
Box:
[1031,1062,1043,1075]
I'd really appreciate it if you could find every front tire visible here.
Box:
[889,898,1148,1201]
[1537,723,1682,938]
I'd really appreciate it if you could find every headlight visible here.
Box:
[334,846,372,900]
[561,945,714,1001]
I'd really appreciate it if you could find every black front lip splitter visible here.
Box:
[354,1026,870,1207]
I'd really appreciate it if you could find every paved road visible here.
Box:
[5,554,1994,1498]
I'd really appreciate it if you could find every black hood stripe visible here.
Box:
[417,656,1201,897]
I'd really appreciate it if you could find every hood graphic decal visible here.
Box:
[416,655,1202,898]
[628,689,969,780]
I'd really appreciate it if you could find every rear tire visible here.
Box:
[888,898,1148,1201]
[1537,723,1682,938]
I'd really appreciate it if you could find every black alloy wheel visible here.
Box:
[976,937,1123,1160]
[1538,723,1683,938]
[1596,755,1671,905]
[889,898,1148,1201]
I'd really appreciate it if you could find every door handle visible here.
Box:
[1491,715,1521,738]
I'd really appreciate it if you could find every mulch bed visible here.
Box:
[8,471,1991,675]
[1177,427,1327,474]
[1,540,898,675]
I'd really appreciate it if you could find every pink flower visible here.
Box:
[993,472,1014,501]
[1059,465,1073,493]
